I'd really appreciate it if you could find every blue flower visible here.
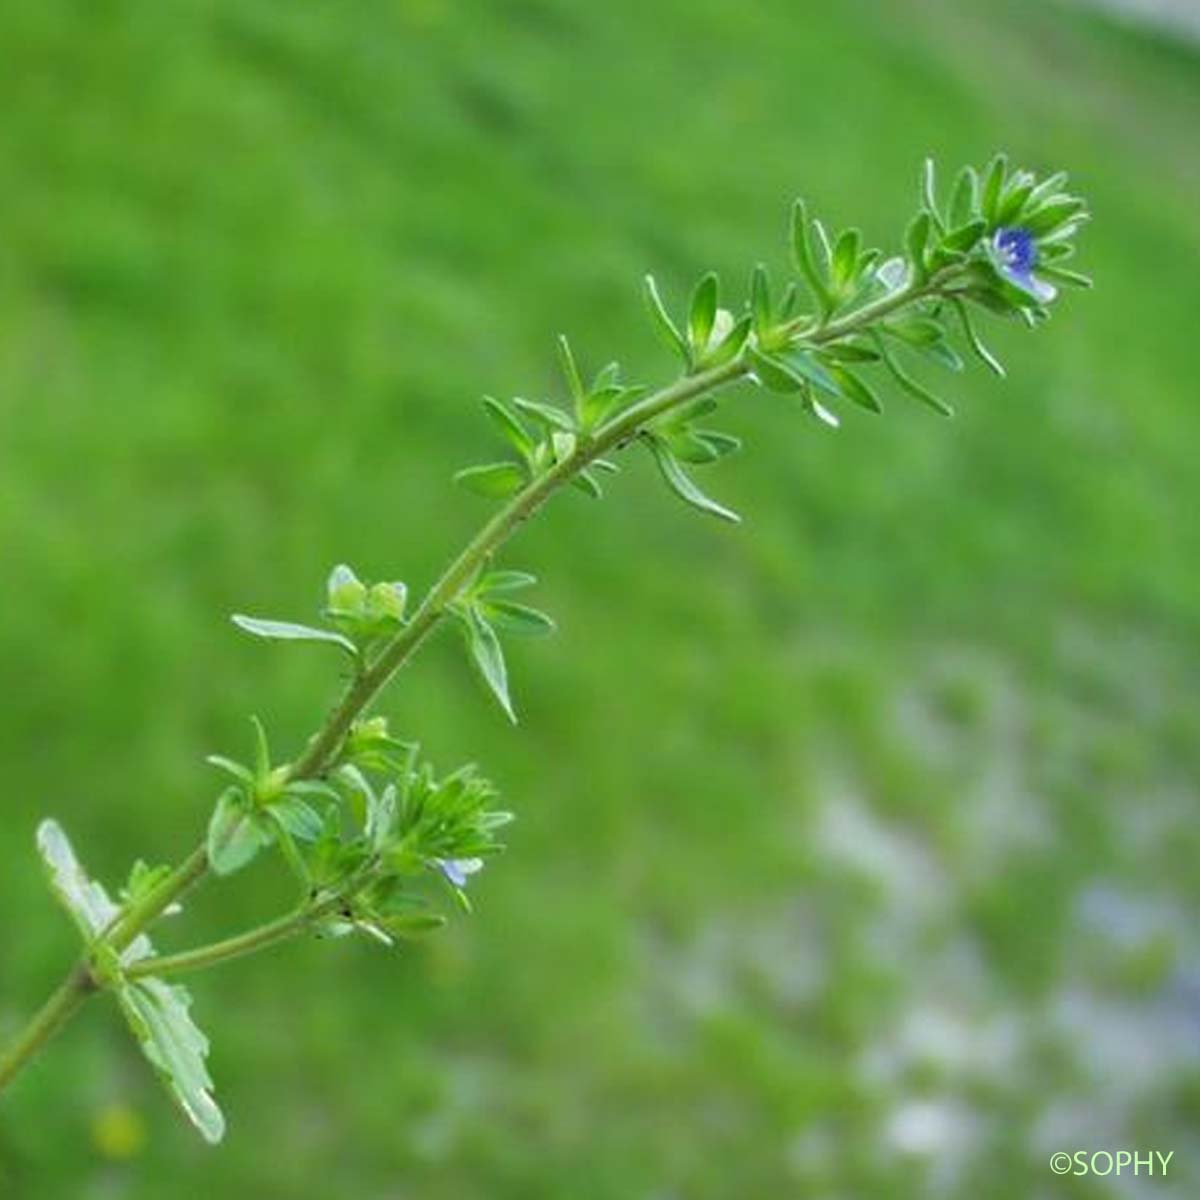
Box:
[992,227,1056,304]
[434,857,484,888]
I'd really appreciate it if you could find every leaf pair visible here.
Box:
[644,273,750,373]
[205,718,334,877]
[37,820,224,1144]
[791,201,882,320]
[451,569,555,721]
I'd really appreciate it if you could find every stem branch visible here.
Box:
[0,266,958,1096]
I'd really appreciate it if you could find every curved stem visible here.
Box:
[0,266,959,1097]
[125,898,340,980]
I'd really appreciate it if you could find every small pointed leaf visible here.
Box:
[231,616,356,656]
[643,435,740,524]
[454,462,527,498]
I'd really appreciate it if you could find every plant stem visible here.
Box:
[125,896,342,980]
[0,963,94,1092]
[0,267,956,1096]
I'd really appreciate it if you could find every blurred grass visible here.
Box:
[1,0,1199,1196]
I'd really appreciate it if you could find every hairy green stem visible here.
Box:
[0,269,951,1096]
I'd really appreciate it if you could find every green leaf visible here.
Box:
[871,330,954,417]
[570,470,603,499]
[556,334,585,410]
[117,977,224,1144]
[790,199,832,317]
[207,788,273,876]
[779,348,840,396]
[271,795,324,842]
[950,297,1005,377]
[249,715,271,784]
[121,860,174,908]
[510,396,575,432]
[703,313,751,368]
[904,211,932,282]
[204,754,255,786]
[453,462,527,498]
[481,599,556,637]
[35,823,222,1141]
[687,272,718,355]
[750,263,772,338]
[921,158,945,232]
[643,434,740,524]
[380,911,448,939]
[1024,171,1069,212]
[883,317,944,347]
[695,430,742,459]
[818,340,880,364]
[231,616,356,656]
[996,172,1035,224]
[643,275,688,363]
[747,346,803,394]
[938,218,986,255]
[1023,198,1086,237]
[366,783,398,851]
[1038,265,1093,289]
[831,228,861,292]
[481,396,535,460]
[827,364,882,414]
[667,429,719,464]
[460,606,516,723]
[913,340,964,373]
[981,153,1007,224]
[578,385,625,430]
[37,818,123,940]
[948,166,979,227]
[477,569,537,594]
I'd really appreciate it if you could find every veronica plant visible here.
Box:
[0,156,1089,1142]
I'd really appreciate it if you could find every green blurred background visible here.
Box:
[2,0,1199,1196]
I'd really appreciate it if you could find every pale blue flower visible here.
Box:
[435,857,484,888]
[993,227,1056,304]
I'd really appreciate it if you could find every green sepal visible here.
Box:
[207,788,274,876]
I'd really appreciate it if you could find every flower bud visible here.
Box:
[327,563,367,614]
